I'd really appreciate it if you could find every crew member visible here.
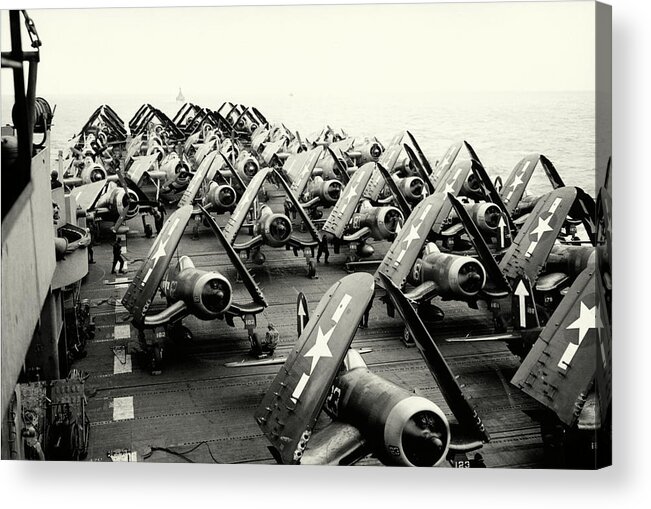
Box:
[111,237,126,274]
[51,170,62,189]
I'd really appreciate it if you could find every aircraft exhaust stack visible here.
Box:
[161,256,233,320]
[409,250,486,299]
[320,350,451,467]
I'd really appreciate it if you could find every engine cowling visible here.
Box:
[460,173,482,198]
[257,205,292,247]
[236,153,259,181]
[80,162,107,184]
[160,152,190,181]
[161,257,233,320]
[351,141,383,164]
[114,188,140,220]
[308,177,342,206]
[351,206,404,240]
[467,202,502,234]
[329,361,450,467]
[545,244,595,279]
[204,183,237,212]
[396,176,426,203]
[409,250,486,299]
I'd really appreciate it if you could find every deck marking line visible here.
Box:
[114,324,132,339]
[113,354,133,375]
[112,396,134,421]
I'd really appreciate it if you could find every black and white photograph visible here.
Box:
[2,0,642,504]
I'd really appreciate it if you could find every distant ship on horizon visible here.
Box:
[176,87,185,102]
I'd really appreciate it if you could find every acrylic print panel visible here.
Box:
[0,0,611,470]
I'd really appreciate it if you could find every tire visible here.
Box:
[144,223,153,238]
[306,261,316,279]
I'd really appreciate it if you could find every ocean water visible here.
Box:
[2,90,596,197]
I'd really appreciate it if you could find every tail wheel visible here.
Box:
[306,261,316,279]
[144,223,153,238]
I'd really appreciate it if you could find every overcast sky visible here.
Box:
[1,1,596,97]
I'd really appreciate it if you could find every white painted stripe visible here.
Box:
[114,324,131,339]
[113,354,132,375]
[142,267,153,285]
[113,396,134,421]
[548,197,562,214]
[332,294,352,323]
[291,373,310,403]
[525,240,537,258]
[115,277,129,283]
[114,304,127,314]
[115,283,129,289]
[109,450,138,462]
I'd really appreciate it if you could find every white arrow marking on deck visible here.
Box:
[298,299,308,331]
[558,302,602,370]
[514,281,529,328]
[498,216,506,248]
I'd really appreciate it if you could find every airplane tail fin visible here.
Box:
[448,193,511,295]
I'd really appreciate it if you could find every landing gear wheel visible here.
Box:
[150,345,163,375]
[344,256,354,273]
[144,224,153,238]
[402,327,415,347]
[306,260,316,279]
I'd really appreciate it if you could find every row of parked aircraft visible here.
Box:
[58,101,611,467]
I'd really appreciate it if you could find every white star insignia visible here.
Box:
[509,172,524,191]
[402,224,421,249]
[566,302,602,345]
[305,326,334,373]
[150,236,170,266]
[530,214,554,240]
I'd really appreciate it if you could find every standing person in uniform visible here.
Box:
[87,228,95,264]
[111,237,125,274]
